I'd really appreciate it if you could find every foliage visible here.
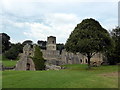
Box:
[22,40,33,45]
[65,18,114,68]
[37,40,46,50]
[107,27,120,65]
[4,43,23,60]
[56,43,65,54]
[33,45,45,70]
[4,47,19,60]
[1,33,11,53]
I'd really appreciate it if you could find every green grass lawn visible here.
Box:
[0,54,18,67]
[1,56,18,67]
[2,60,18,67]
[2,64,118,88]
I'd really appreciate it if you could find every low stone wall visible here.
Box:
[45,64,61,70]
[45,59,65,66]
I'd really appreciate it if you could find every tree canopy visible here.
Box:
[22,40,33,45]
[1,33,11,53]
[4,43,23,60]
[107,26,120,64]
[37,40,47,50]
[65,18,114,67]
[56,43,65,54]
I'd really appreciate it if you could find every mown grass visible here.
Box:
[0,55,18,67]
[2,64,118,88]
[2,60,18,67]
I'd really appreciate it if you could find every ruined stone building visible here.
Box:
[15,44,36,71]
[15,36,104,70]
[42,36,103,66]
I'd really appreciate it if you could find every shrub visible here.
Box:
[4,43,23,60]
[4,47,19,60]
[33,45,45,70]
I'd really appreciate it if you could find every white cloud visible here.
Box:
[23,13,80,43]
[2,0,119,3]
[45,13,80,26]
[102,18,118,31]
[10,38,25,43]
[1,1,117,44]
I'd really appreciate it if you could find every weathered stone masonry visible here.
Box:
[42,36,103,65]
[15,36,104,71]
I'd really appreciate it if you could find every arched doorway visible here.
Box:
[26,63,30,70]
[80,59,82,63]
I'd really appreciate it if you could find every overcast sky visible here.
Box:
[0,0,119,44]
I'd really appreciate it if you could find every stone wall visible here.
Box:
[41,49,103,65]
[15,43,104,71]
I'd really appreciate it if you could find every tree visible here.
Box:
[107,27,120,64]
[33,45,45,70]
[1,33,11,53]
[56,43,65,54]
[4,43,23,60]
[11,43,23,53]
[4,46,19,60]
[65,18,113,68]
[37,40,46,50]
[22,40,33,45]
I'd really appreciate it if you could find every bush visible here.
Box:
[4,47,19,60]
[33,45,45,70]
[4,43,23,60]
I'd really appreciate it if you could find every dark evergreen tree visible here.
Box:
[33,45,45,70]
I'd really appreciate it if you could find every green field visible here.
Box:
[1,56,18,67]
[2,60,18,67]
[2,64,118,88]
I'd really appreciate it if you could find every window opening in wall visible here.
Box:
[80,59,82,63]
[52,41,54,44]
[86,59,88,63]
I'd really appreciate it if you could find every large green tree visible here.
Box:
[65,18,113,68]
[107,26,120,64]
[33,45,45,70]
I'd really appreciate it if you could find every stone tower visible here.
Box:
[47,36,56,50]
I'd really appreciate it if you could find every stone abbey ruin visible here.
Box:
[15,36,104,71]
[15,44,36,71]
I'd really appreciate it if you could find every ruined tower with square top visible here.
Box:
[47,36,56,50]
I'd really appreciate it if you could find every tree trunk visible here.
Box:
[87,53,91,69]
